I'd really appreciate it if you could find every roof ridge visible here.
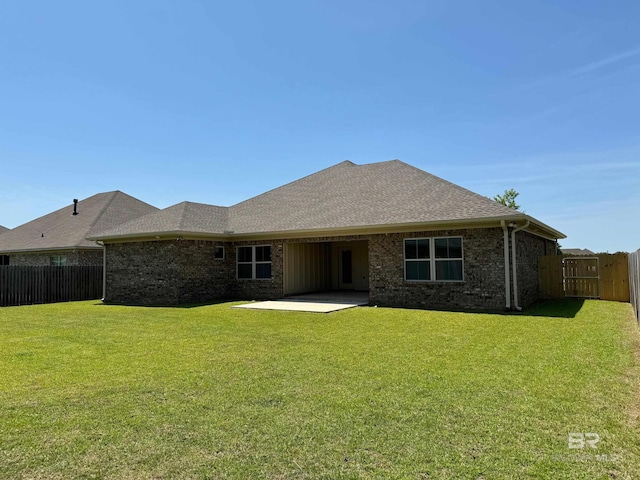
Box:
[75,191,120,242]
[88,191,119,229]
[177,201,230,231]
[398,161,520,215]
[176,202,190,231]
[230,160,356,208]
[181,200,228,208]
[112,190,160,212]
[87,203,166,240]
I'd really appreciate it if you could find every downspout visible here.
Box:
[95,240,106,301]
[501,220,511,310]
[511,220,530,311]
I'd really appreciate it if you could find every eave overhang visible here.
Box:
[87,214,565,244]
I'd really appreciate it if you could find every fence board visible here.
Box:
[565,277,599,298]
[630,249,640,321]
[564,257,599,298]
[539,253,630,302]
[599,253,630,302]
[0,266,103,307]
[539,255,564,299]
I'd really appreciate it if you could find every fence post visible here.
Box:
[630,249,640,322]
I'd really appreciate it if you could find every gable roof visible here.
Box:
[89,160,565,241]
[0,191,159,254]
[0,225,9,234]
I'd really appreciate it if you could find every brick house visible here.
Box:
[89,160,565,310]
[0,226,8,265]
[0,191,158,267]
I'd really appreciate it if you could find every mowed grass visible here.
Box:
[0,299,639,479]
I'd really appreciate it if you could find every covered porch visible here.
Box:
[282,239,369,297]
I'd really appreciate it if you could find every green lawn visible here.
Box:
[1,299,638,479]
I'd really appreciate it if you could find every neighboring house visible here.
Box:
[89,160,565,310]
[0,191,158,266]
[0,226,8,265]
[561,248,595,256]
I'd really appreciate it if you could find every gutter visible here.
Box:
[501,220,511,310]
[511,220,530,311]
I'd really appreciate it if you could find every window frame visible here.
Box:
[236,245,272,280]
[51,255,67,267]
[403,236,464,282]
[213,246,225,260]
[404,238,431,281]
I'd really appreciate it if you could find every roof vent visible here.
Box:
[72,199,78,216]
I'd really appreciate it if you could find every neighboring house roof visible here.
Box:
[0,225,9,234]
[562,248,596,256]
[0,191,159,254]
[90,160,565,241]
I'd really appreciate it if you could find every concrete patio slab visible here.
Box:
[233,301,359,313]
[232,291,369,313]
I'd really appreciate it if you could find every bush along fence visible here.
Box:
[0,266,103,307]
[630,249,640,321]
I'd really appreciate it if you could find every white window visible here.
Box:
[404,237,463,282]
[51,255,67,266]
[237,245,272,279]
[214,246,225,260]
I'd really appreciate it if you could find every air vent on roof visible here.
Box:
[72,199,78,216]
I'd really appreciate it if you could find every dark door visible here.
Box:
[340,249,353,288]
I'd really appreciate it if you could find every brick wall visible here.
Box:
[104,235,371,305]
[515,232,556,309]
[229,241,284,300]
[369,228,507,310]
[104,240,232,306]
[8,250,102,266]
[103,228,554,310]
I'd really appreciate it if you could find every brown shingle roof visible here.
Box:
[89,160,565,240]
[91,201,229,239]
[228,160,519,233]
[0,225,9,234]
[0,191,158,253]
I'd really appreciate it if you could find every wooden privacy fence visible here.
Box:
[630,249,640,321]
[539,253,630,302]
[0,266,103,307]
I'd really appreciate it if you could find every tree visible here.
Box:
[494,188,521,210]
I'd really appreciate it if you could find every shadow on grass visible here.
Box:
[371,298,587,319]
[93,299,239,309]
[93,298,586,318]
[518,298,586,318]
[443,299,586,318]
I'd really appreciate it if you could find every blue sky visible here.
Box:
[1,0,638,252]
